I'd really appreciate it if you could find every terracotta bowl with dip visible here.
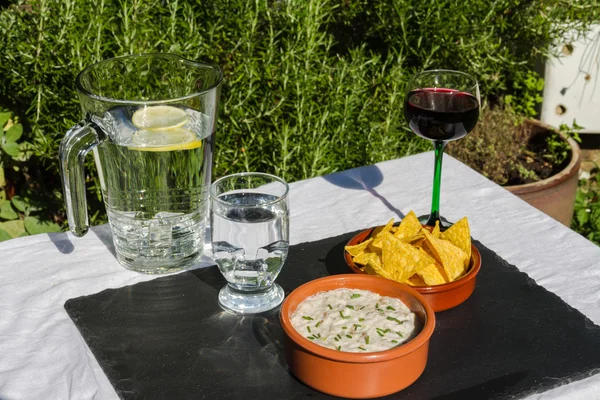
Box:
[344,227,482,312]
[279,274,435,399]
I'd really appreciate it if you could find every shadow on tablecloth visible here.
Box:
[323,165,405,219]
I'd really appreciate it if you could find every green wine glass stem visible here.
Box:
[426,140,447,227]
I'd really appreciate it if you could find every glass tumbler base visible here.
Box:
[218,283,284,314]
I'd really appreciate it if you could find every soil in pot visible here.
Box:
[446,107,574,187]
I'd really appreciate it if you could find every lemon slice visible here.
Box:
[129,128,202,152]
[131,105,190,130]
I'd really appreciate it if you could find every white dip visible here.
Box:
[290,288,417,352]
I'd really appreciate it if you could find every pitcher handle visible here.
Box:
[59,116,105,237]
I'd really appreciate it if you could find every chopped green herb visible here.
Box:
[386,306,396,311]
[316,321,322,328]
[307,326,311,333]
[302,316,314,321]
[353,324,362,330]
[346,334,353,339]
[327,304,332,310]
[334,337,339,342]
[396,331,404,337]
[316,333,321,339]
[308,336,315,340]
[359,318,365,322]
[365,336,370,344]
[337,346,341,351]
[342,326,347,329]
[339,311,350,319]
[359,346,366,351]
[360,306,365,310]
[346,305,354,310]
[350,294,361,299]
[377,330,384,337]
[387,316,403,324]
[391,340,398,344]
[375,303,380,309]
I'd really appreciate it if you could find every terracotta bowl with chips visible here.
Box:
[280,274,435,399]
[344,227,482,312]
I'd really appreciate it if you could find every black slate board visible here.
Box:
[65,231,600,400]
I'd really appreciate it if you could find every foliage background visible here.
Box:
[0,0,598,239]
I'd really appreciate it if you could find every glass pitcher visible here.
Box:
[59,54,222,274]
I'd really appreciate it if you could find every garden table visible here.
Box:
[1,152,600,400]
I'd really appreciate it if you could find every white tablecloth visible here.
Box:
[1,152,600,399]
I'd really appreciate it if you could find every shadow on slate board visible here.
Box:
[64,231,600,400]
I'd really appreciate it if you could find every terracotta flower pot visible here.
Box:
[504,119,581,226]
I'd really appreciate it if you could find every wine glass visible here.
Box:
[404,69,480,229]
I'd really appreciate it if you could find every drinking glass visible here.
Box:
[404,69,480,228]
[210,172,289,314]
[59,54,222,274]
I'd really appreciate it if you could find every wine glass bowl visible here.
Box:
[404,70,480,228]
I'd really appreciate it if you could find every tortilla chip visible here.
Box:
[406,274,427,287]
[371,218,394,238]
[362,253,393,280]
[363,264,378,276]
[368,253,384,272]
[369,218,395,251]
[352,251,374,266]
[382,233,436,282]
[439,217,471,268]
[421,230,468,281]
[409,235,425,248]
[415,262,447,286]
[344,238,373,257]
[394,211,422,240]
[431,220,441,238]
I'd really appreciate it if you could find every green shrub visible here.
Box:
[573,165,600,246]
[0,109,61,239]
[0,0,597,235]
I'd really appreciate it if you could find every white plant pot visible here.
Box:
[541,24,600,133]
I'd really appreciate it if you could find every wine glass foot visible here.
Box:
[417,214,453,231]
[218,283,284,314]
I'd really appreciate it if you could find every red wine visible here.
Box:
[404,88,479,141]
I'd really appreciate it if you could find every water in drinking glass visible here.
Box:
[210,173,289,314]
[212,192,289,290]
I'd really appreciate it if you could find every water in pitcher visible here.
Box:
[93,105,213,273]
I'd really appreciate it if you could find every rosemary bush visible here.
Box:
[573,165,600,246]
[0,0,596,233]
